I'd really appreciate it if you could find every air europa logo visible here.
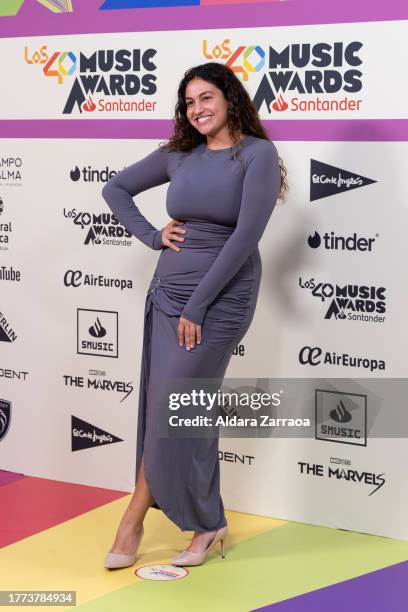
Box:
[24,45,159,115]
[203,39,364,114]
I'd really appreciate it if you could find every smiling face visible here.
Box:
[184,77,230,140]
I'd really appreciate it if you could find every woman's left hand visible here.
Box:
[178,316,201,350]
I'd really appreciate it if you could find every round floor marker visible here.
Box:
[135,564,189,581]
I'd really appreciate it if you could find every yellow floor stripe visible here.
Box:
[1,495,286,609]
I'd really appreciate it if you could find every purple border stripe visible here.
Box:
[100,0,200,7]
[0,0,407,38]
[0,119,407,141]
[0,470,26,486]
[251,561,408,612]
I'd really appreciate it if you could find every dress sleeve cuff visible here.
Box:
[152,229,164,250]
[179,305,206,327]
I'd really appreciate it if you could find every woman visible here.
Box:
[102,61,287,569]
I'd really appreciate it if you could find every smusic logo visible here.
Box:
[77,308,118,358]
[315,389,367,446]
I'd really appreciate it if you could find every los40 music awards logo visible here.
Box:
[24,45,159,115]
[202,39,364,114]
[299,278,386,324]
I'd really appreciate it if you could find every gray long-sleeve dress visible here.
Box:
[102,134,280,532]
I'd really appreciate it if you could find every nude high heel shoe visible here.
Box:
[104,526,144,569]
[170,525,228,567]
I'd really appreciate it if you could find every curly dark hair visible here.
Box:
[159,61,288,203]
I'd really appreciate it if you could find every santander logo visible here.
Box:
[82,96,97,112]
[272,95,289,112]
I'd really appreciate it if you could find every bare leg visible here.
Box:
[109,453,154,555]
[109,452,220,555]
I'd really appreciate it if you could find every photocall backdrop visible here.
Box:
[0,0,407,540]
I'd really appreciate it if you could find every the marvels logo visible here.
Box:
[77,308,118,358]
[64,369,133,402]
[308,231,378,252]
[0,198,13,251]
[299,345,385,372]
[0,399,11,442]
[0,311,17,343]
[298,461,385,496]
[64,269,133,291]
[71,415,123,451]
[315,389,367,446]
[203,39,364,114]
[63,208,132,247]
[0,157,22,186]
[70,165,118,183]
[310,160,376,202]
[299,277,386,323]
[24,45,158,115]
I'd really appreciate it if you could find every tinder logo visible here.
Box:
[69,166,118,183]
[70,166,81,181]
[307,230,377,252]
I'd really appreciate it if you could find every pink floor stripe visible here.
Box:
[0,476,129,548]
[0,470,26,487]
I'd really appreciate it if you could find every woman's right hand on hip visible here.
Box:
[160,219,186,252]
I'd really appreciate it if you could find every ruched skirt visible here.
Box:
[135,220,262,531]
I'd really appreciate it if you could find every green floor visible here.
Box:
[74,522,408,612]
